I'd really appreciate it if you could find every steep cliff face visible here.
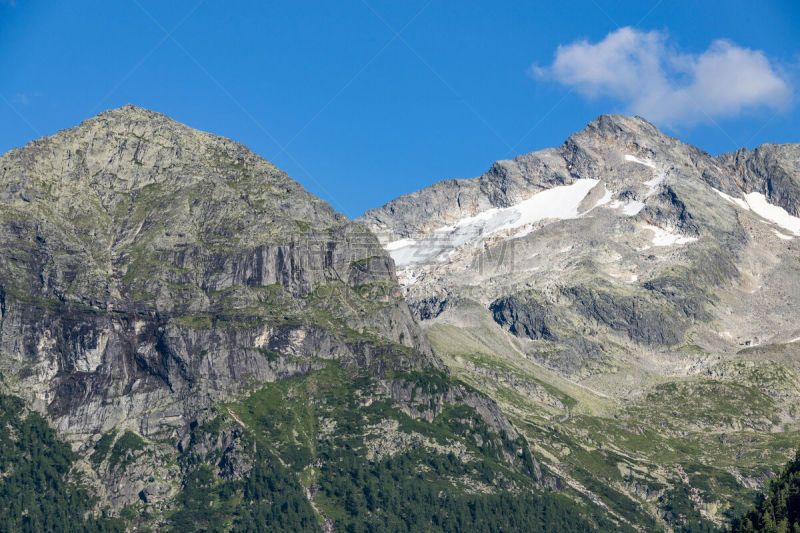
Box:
[714,143,800,216]
[359,114,800,530]
[0,106,428,438]
[0,107,617,531]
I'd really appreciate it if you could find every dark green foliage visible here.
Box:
[573,467,654,528]
[315,442,625,532]
[731,448,800,532]
[0,393,125,532]
[166,432,319,532]
[89,431,116,466]
[658,484,716,532]
[161,364,630,532]
[108,430,145,470]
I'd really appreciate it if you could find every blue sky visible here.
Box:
[1,1,798,218]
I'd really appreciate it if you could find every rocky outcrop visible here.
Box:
[715,144,800,216]
[490,294,557,341]
[0,106,464,513]
[359,147,573,239]
[563,284,687,347]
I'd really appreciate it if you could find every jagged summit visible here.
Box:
[84,104,211,136]
[0,105,352,259]
[9,104,289,190]
[582,113,661,134]
[93,103,169,121]
[358,113,800,528]
[359,113,799,247]
[358,114,692,240]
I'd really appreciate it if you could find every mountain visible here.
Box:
[3,107,798,532]
[0,106,627,531]
[359,114,800,530]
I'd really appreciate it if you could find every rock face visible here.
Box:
[359,114,800,529]
[0,106,426,438]
[360,147,573,238]
[489,293,557,341]
[3,107,798,530]
[715,143,800,216]
[2,107,583,531]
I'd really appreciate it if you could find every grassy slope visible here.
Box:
[426,317,800,531]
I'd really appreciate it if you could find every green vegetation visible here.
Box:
[160,363,627,532]
[424,317,800,531]
[90,431,116,466]
[167,458,318,532]
[629,380,779,431]
[0,393,124,532]
[109,430,146,470]
[315,450,614,532]
[732,448,800,532]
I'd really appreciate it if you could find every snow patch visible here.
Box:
[624,154,656,169]
[385,238,417,251]
[396,268,418,286]
[608,198,645,216]
[713,188,750,210]
[774,230,793,241]
[644,173,666,198]
[645,224,698,247]
[745,192,800,236]
[385,179,599,267]
[714,188,800,235]
[789,336,800,344]
[622,200,646,216]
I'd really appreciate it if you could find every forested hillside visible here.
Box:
[732,449,800,532]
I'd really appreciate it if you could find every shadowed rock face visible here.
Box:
[0,105,433,440]
[490,294,557,341]
[562,284,687,347]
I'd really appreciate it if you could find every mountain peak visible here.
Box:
[94,103,180,123]
[359,114,682,240]
[578,113,667,142]
[77,104,192,136]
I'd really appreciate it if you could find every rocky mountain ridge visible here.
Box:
[0,106,797,531]
[359,114,800,529]
[0,106,621,531]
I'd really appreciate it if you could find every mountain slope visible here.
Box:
[0,106,625,531]
[359,114,800,530]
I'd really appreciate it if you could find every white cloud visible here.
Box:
[533,27,792,126]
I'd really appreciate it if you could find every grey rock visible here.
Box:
[362,113,800,526]
[490,293,557,341]
[0,105,440,510]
